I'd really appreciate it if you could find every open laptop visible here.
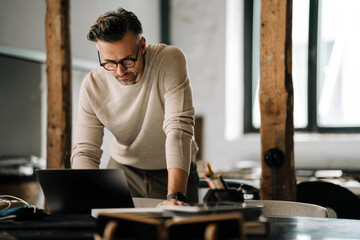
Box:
[36,169,135,214]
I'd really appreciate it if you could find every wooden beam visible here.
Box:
[45,0,72,169]
[259,0,296,200]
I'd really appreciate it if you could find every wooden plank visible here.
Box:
[45,0,72,169]
[259,0,296,200]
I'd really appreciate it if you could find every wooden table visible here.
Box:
[1,215,360,239]
[0,214,96,239]
[249,216,360,240]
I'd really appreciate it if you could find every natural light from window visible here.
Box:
[225,0,243,140]
[252,0,360,129]
[317,0,360,127]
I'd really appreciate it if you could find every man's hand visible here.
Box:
[156,198,188,207]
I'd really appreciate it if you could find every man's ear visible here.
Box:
[140,37,146,55]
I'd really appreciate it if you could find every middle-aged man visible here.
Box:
[70,8,199,206]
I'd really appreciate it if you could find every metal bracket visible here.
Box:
[264,148,284,199]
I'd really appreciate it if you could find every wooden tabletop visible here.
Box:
[249,216,360,240]
[2,214,360,239]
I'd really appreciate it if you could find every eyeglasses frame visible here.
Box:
[97,39,142,71]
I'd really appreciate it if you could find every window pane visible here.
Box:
[317,0,360,127]
[252,0,309,129]
[292,0,309,128]
[252,0,261,129]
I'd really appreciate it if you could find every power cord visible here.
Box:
[0,198,12,211]
[0,195,37,217]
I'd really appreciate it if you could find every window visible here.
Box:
[245,0,360,133]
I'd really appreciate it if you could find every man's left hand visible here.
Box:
[156,198,188,207]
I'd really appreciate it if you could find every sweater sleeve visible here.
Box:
[162,47,195,174]
[70,73,104,169]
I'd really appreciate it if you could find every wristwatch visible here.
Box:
[166,192,187,203]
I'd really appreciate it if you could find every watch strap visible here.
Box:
[166,192,187,203]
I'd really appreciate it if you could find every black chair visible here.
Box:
[297,181,360,219]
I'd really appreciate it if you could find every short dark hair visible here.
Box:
[87,8,143,42]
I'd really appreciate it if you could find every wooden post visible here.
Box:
[45,0,72,169]
[259,0,296,200]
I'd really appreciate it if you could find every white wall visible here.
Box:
[1,0,359,171]
[0,0,160,59]
[170,0,261,169]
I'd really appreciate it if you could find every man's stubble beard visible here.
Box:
[115,72,138,86]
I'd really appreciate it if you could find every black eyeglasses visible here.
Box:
[98,39,142,71]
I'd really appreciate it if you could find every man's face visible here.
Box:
[96,33,146,85]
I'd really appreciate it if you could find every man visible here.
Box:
[71,8,199,206]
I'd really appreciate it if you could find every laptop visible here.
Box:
[36,169,135,214]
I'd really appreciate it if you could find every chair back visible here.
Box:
[96,212,246,240]
[297,181,360,219]
[165,212,246,240]
[245,199,329,218]
[95,212,163,240]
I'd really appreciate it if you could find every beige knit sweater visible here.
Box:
[71,44,198,174]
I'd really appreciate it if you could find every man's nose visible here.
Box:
[115,64,127,75]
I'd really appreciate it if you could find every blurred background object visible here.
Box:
[0,155,44,208]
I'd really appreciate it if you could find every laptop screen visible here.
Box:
[36,169,134,214]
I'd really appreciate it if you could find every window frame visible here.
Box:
[244,0,360,134]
